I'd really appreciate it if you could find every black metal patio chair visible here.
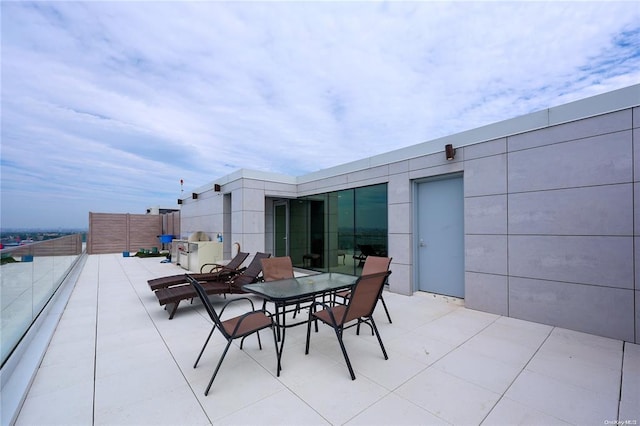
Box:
[186,274,279,395]
[305,270,391,380]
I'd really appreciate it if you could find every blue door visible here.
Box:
[417,175,464,297]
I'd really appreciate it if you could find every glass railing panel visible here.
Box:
[0,234,84,366]
[1,257,35,363]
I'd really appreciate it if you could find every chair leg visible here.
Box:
[205,340,233,396]
[194,326,216,368]
[334,328,356,380]
[356,318,374,336]
[380,295,392,323]
[369,317,388,360]
[167,301,181,320]
[239,331,261,350]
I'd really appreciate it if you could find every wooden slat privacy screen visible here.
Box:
[87,212,177,254]
[5,234,83,257]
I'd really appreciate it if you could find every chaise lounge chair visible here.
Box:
[147,251,249,291]
[154,252,271,319]
[352,244,376,267]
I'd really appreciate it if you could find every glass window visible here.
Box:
[289,184,387,274]
[354,185,388,270]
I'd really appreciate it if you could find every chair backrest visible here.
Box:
[361,256,392,275]
[343,271,391,323]
[225,251,250,270]
[261,256,294,281]
[185,274,227,336]
[232,252,271,286]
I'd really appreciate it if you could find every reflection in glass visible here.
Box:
[290,184,387,275]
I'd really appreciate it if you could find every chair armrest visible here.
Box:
[311,300,339,310]
[219,296,256,317]
[200,262,225,273]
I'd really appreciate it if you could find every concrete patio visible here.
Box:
[14,254,639,425]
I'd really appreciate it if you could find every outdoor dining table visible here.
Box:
[243,272,358,375]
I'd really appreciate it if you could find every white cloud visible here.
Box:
[1,1,639,228]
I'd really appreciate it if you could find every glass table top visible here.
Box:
[243,272,357,301]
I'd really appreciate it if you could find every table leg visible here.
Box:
[275,304,281,342]
[277,302,286,376]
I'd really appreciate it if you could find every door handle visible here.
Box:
[419,239,426,247]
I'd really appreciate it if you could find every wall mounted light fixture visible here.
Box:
[177,199,183,205]
[192,192,198,199]
[445,144,456,161]
[214,184,221,192]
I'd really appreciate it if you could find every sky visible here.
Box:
[1,1,639,229]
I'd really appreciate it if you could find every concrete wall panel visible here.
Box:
[388,233,411,267]
[509,277,635,342]
[409,153,442,172]
[241,188,266,211]
[464,154,507,197]
[635,237,640,288]
[242,211,265,235]
[409,162,464,181]
[240,233,266,255]
[388,262,411,296]
[388,172,411,204]
[388,203,411,234]
[240,178,266,190]
[509,184,633,236]
[464,137,506,160]
[465,235,507,275]
[636,290,640,343]
[510,109,631,151]
[297,174,348,194]
[508,131,632,193]
[509,235,633,289]
[465,195,507,235]
[348,164,389,184]
[388,159,409,175]
[634,128,640,183]
[465,272,508,316]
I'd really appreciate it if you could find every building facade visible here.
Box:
[179,84,640,343]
